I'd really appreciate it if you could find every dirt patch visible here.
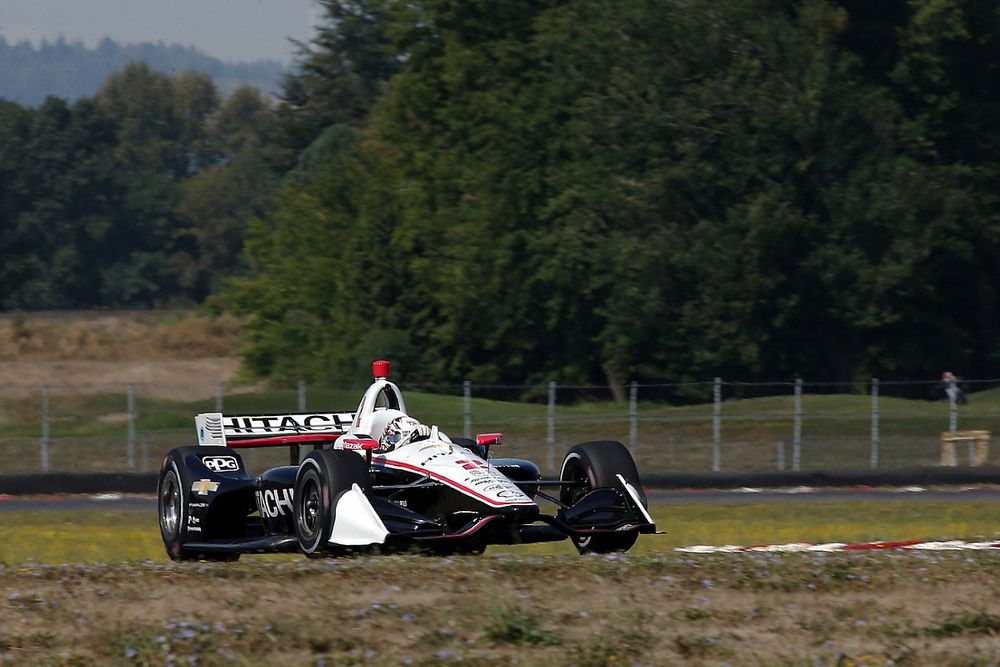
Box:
[0,358,246,400]
[0,311,244,362]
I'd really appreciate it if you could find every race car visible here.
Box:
[157,360,655,560]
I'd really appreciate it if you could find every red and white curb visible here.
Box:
[677,540,1000,553]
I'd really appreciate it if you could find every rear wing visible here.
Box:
[195,411,356,449]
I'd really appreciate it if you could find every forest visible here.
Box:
[2,0,999,388]
[0,36,285,106]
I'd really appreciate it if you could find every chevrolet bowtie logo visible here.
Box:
[191,479,220,495]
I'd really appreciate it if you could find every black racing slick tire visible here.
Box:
[293,450,372,557]
[157,447,239,562]
[559,440,647,554]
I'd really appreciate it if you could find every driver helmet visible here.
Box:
[380,414,426,452]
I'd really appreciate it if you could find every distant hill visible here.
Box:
[0,35,288,106]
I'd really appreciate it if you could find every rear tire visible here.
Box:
[559,440,646,554]
[293,450,372,556]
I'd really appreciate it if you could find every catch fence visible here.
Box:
[1,378,996,476]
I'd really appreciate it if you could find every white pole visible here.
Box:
[870,378,879,469]
[41,384,50,473]
[628,381,638,459]
[127,384,136,471]
[547,381,557,474]
[792,378,802,471]
[949,386,958,434]
[298,380,307,411]
[712,378,721,472]
[463,380,472,439]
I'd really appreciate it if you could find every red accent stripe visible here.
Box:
[226,434,342,448]
[379,459,535,508]
[418,515,502,541]
[842,540,925,551]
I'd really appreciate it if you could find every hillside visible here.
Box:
[0,35,287,105]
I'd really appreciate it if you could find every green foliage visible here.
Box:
[8,0,1000,385]
[0,65,279,308]
[231,0,1000,384]
[924,611,1000,638]
[484,605,562,645]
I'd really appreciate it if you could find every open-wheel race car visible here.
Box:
[157,361,655,560]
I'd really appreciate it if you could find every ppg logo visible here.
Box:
[202,456,240,473]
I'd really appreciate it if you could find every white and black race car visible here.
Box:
[157,361,655,560]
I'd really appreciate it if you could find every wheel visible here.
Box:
[157,447,240,562]
[293,450,372,556]
[559,440,646,554]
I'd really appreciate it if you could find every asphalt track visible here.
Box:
[4,486,1000,512]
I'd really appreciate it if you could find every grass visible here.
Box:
[4,539,1000,665]
[4,498,1000,565]
[3,498,1000,664]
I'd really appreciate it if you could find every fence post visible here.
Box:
[463,380,472,439]
[40,384,50,473]
[712,377,721,472]
[776,440,785,471]
[628,381,638,459]
[870,378,879,469]
[127,383,136,471]
[547,381,557,474]
[298,380,307,412]
[949,384,958,434]
[792,378,802,471]
[216,382,224,413]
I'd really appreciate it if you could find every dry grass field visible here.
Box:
[0,311,246,400]
[4,551,1000,666]
[3,501,1000,665]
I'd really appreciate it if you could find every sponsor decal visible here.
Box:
[187,515,200,525]
[224,413,353,434]
[256,488,294,518]
[202,455,240,473]
[187,526,202,532]
[342,438,378,451]
[454,459,488,471]
[191,479,220,496]
[392,499,408,508]
[188,502,209,509]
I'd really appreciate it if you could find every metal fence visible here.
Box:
[1,378,996,476]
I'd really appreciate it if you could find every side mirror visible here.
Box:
[342,438,379,451]
[476,433,503,459]
[341,437,379,465]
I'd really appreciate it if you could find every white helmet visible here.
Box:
[378,413,430,452]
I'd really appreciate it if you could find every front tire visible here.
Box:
[157,448,240,562]
[559,440,646,554]
[293,450,372,556]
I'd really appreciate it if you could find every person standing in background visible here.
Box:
[942,372,967,405]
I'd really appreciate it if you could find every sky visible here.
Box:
[0,0,319,63]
